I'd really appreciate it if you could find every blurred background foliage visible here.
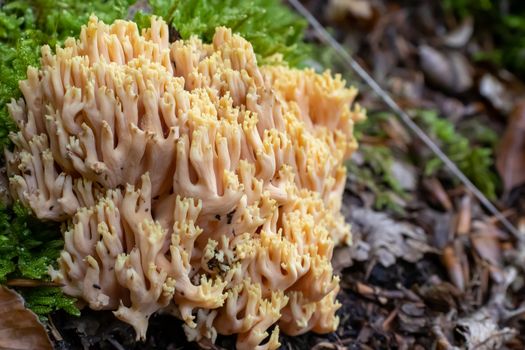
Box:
[444,0,525,78]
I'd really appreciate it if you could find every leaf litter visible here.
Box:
[282,0,525,349]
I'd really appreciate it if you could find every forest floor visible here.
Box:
[19,1,525,349]
[290,1,525,349]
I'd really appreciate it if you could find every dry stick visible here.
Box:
[287,0,521,240]
[5,278,62,287]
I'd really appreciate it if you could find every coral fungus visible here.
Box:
[5,16,364,349]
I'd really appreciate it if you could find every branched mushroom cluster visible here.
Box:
[5,16,364,350]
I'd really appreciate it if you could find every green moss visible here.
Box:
[414,110,499,200]
[349,109,500,210]
[0,202,79,317]
[0,0,135,318]
[23,287,80,322]
[136,0,310,66]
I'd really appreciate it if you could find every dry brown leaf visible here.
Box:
[496,101,525,193]
[423,178,453,211]
[471,223,502,268]
[442,244,465,291]
[0,286,52,350]
[470,221,506,283]
[455,195,472,235]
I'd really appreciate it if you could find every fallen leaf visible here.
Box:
[496,101,525,193]
[441,17,473,48]
[398,303,427,333]
[455,195,471,235]
[422,177,453,211]
[470,222,502,267]
[419,45,473,94]
[457,310,516,350]
[479,74,513,115]
[346,207,433,267]
[442,244,465,291]
[390,159,417,191]
[0,286,53,350]
[471,221,504,283]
